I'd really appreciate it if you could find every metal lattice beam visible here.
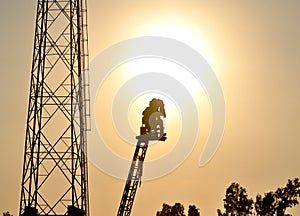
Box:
[117,99,167,216]
[19,0,90,215]
[117,137,149,216]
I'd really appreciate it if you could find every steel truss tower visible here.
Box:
[19,0,90,216]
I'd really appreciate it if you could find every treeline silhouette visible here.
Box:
[3,178,300,216]
[156,203,200,216]
[157,178,300,216]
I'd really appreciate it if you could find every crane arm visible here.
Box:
[117,99,167,216]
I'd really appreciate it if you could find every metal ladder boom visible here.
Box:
[117,98,167,216]
[117,136,149,216]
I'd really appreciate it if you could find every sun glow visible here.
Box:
[132,19,213,64]
[94,56,212,161]
[93,21,214,162]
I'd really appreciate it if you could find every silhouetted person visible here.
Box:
[142,98,166,134]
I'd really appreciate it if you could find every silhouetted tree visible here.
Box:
[188,205,200,216]
[170,203,185,216]
[217,182,253,216]
[3,212,12,216]
[157,203,172,216]
[157,203,185,216]
[255,192,276,216]
[255,178,300,216]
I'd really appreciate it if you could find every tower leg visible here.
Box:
[19,0,90,215]
[68,206,84,216]
[22,207,37,216]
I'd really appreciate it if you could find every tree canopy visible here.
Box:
[255,178,300,216]
[156,178,300,216]
[218,178,300,216]
[3,212,12,216]
[217,182,253,216]
[156,203,200,216]
[188,205,200,216]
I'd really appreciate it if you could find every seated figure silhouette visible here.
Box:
[141,98,166,141]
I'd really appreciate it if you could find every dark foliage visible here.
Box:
[156,203,185,216]
[157,203,200,216]
[218,178,300,216]
[217,182,253,216]
[255,178,300,216]
[188,205,200,216]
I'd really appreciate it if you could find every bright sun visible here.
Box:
[94,56,211,161]
[132,19,212,62]
[93,22,213,161]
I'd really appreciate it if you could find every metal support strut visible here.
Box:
[117,98,167,216]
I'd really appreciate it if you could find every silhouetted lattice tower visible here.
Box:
[19,0,90,216]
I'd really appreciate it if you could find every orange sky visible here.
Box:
[1,1,300,216]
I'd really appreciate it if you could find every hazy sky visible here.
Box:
[1,1,300,216]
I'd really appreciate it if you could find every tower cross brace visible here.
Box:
[19,0,90,216]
